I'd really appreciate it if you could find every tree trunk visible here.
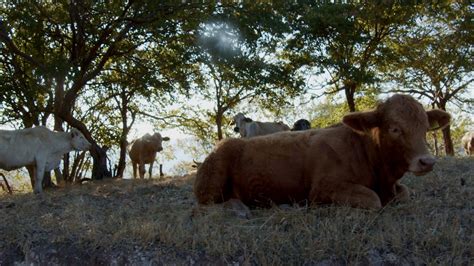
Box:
[117,138,128,178]
[59,112,110,180]
[90,145,111,180]
[441,125,454,156]
[116,92,135,178]
[53,74,69,184]
[216,111,224,140]
[116,108,130,178]
[432,132,439,156]
[344,81,357,112]
[437,102,454,156]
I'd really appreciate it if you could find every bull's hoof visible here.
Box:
[223,198,252,219]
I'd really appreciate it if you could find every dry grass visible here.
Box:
[0,157,472,265]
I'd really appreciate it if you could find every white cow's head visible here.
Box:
[144,133,170,152]
[70,128,92,151]
[232,113,252,135]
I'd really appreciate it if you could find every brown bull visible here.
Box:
[128,133,170,179]
[194,94,450,210]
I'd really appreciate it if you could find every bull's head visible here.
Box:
[144,133,170,152]
[232,113,252,135]
[70,128,92,151]
[343,94,450,176]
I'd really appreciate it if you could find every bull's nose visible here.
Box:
[419,156,436,171]
[234,127,240,133]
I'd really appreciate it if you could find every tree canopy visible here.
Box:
[0,1,471,183]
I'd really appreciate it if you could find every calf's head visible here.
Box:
[70,128,92,151]
[343,94,450,176]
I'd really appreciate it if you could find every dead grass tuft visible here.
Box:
[0,157,472,264]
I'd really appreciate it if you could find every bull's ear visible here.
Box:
[70,128,79,137]
[163,137,170,141]
[342,111,379,134]
[427,109,451,131]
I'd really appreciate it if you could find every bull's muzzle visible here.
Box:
[411,155,437,176]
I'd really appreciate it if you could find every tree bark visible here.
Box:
[432,132,439,156]
[437,102,454,156]
[344,81,357,112]
[59,112,111,180]
[441,125,454,156]
[216,111,224,140]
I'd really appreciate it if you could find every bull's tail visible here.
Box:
[193,139,243,204]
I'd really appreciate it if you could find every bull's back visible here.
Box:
[257,122,289,136]
[0,128,49,170]
[128,140,157,163]
[230,132,312,206]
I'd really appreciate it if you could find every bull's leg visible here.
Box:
[132,163,137,179]
[159,164,164,177]
[311,183,382,209]
[34,162,46,194]
[393,182,410,202]
[139,163,146,179]
[223,198,252,219]
[148,161,154,179]
[26,165,35,189]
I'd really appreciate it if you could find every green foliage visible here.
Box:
[310,87,380,128]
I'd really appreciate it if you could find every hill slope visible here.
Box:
[0,157,472,265]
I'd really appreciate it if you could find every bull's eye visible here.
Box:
[389,126,402,137]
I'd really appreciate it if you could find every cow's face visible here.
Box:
[145,133,170,152]
[343,94,450,176]
[232,113,252,135]
[70,128,92,151]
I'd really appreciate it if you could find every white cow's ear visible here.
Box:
[163,137,170,141]
[427,109,451,131]
[343,111,379,134]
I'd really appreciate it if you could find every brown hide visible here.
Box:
[194,94,451,209]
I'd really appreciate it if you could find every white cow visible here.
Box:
[462,131,474,155]
[0,126,91,194]
[232,112,290,138]
[128,133,170,179]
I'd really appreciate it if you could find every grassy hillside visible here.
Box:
[0,157,472,265]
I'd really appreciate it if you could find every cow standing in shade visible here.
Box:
[128,133,170,179]
[461,131,474,155]
[0,126,91,194]
[195,95,450,213]
[232,112,290,138]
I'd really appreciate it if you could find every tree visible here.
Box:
[383,2,473,155]
[171,3,304,145]
[0,1,210,179]
[285,2,416,112]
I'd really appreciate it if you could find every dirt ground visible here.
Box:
[0,157,472,265]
